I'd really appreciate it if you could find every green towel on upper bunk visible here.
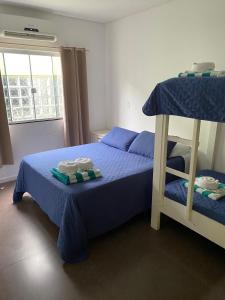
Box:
[183,177,225,200]
[178,71,225,78]
[51,168,102,185]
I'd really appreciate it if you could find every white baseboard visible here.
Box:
[0,175,17,184]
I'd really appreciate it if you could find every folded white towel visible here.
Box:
[195,176,219,190]
[58,158,93,174]
[210,70,225,77]
[74,157,93,171]
[68,169,101,183]
[191,62,215,73]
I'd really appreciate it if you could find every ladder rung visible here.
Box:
[168,135,192,147]
[164,196,175,202]
[166,167,189,180]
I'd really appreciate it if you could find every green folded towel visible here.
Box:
[183,177,225,200]
[178,71,225,78]
[51,168,102,185]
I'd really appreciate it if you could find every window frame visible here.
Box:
[0,48,64,125]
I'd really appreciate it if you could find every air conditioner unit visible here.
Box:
[1,30,57,42]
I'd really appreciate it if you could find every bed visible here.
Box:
[13,127,185,263]
[142,77,225,251]
[165,170,225,226]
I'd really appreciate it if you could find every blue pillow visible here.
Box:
[101,127,138,151]
[128,131,176,158]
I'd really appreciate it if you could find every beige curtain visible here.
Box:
[60,47,90,146]
[0,72,13,166]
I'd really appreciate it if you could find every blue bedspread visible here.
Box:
[143,78,225,122]
[13,142,184,263]
[165,170,225,225]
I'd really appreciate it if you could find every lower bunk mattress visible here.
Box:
[13,142,184,263]
[165,169,225,225]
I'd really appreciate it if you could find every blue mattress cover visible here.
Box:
[142,78,225,123]
[13,142,184,263]
[165,170,225,225]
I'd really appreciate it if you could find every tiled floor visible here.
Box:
[1,182,225,300]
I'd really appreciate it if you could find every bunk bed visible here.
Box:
[143,77,225,249]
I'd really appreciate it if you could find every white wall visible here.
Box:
[0,6,106,182]
[105,0,225,171]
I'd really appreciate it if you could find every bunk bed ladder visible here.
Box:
[186,119,201,220]
[151,115,201,230]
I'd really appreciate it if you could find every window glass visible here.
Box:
[30,55,56,119]
[0,53,12,122]
[0,51,63,123]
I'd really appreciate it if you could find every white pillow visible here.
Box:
[170,143,191,158]
[170,143,191,173]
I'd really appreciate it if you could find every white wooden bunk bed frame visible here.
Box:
[151,115,225,248]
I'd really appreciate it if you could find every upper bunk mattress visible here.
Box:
[165,170,225,225]
[143,78,225,122]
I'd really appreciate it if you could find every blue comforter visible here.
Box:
[165,170,225,225]
[143,78,225,122]
[13,142,184,263]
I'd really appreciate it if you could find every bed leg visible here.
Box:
[186,119,201,220]
[151,115,169,230]
[151,192,161,230]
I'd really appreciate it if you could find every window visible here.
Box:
[0,50,64,123]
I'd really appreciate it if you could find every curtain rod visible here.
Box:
[0,41,89,52]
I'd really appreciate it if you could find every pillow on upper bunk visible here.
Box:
[101,127,138,151]
[128,131,176,159]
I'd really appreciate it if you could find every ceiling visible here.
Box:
[0,0,172,23]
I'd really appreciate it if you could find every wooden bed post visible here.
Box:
[206,122,219,170]
[186,119,201,220]
[151,114,169,230]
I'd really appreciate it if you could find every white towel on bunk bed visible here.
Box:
[191,62,215,72]
[183,177,225,200]
[179,70,225,78]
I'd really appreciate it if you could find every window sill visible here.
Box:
[8,117,63,125]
